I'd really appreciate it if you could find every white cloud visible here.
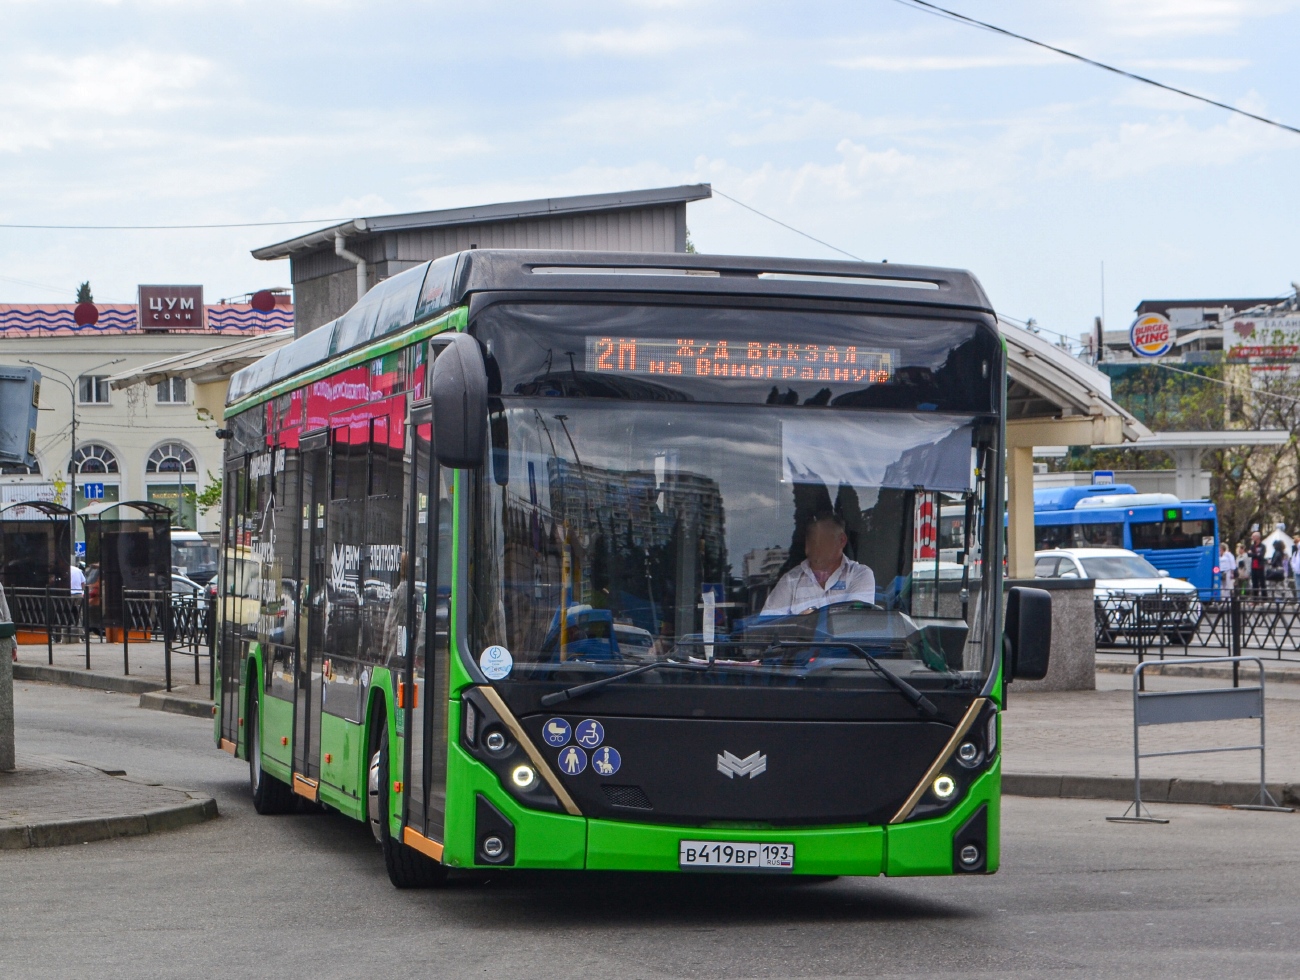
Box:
[558,22,740,56]
[833,52,1057,71]
[1095,0,1298,37]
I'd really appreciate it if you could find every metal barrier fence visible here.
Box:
[1109,656,1292,822]
[1096,592,1300,668]
[6,586,91,667]
[8,584,214,696]
[122,589,214,694]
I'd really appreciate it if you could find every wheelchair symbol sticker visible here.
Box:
[559,746,587,776]
[543,718,571,747]
[575,719,604,748]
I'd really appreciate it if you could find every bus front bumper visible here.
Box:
[441,745,1000,876]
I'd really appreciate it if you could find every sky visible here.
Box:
[1,0,1298,347]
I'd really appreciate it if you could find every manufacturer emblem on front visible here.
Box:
[717,750,767,779]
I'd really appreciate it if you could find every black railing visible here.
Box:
[8,583,215,695]
[1096,591,1300,666]
[6,586,92,667]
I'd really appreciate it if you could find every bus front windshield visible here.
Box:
[471,401,996,692]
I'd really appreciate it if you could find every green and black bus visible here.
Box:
[216,249,1050,886]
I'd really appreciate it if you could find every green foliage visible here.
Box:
[75,281,93,304]
[195,471,223,515]
[1085,325,1300,546]
[684,229,697,254]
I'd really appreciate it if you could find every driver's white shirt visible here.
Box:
[761,556,876,616]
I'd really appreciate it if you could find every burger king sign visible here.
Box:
[1130,313,1172,358]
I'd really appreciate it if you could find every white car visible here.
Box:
[1034,547,1200,644]
[1034,547,1195,598]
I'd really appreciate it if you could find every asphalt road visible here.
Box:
[4,681,1300,980]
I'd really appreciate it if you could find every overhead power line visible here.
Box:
[1151,359,1300,408]
[712,188,865,261]
[892,0,1300,137]
[0,217,345,231]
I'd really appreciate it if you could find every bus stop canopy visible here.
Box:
[1001,322,1150,578]
[0,500,74,591]
[1094,429,1291,501]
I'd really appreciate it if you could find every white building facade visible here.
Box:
[0,300,290,538]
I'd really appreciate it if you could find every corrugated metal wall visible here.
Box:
[290,203,687,333]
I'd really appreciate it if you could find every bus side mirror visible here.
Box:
[430,332,488,469]
[1005,586,1051,681]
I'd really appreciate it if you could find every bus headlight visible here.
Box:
[511,765,538,790]
[932,774,957,800]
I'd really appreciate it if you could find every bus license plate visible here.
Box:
[679,840,794,871]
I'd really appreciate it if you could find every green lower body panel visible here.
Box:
[318,712,365,819]
[260,695,293,769]
[443,744,587,870]
[587,818,884,875]
[884,762,1001,876]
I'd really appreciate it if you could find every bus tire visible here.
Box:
[248,694,295,815]
[369,726,447,889]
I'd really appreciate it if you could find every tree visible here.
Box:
[684,229,697,254]
[1074,318,1300,547]
[196,471,223,515]
[75,282,93,304]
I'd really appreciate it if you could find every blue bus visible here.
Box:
[1033,484,1220,595]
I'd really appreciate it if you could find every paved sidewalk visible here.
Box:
[1003,664,1300,809]
[1,751,217,849]
[13,640,213,717]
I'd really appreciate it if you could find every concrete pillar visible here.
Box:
[1170,447,1206,501]
[1006,445,1036,580]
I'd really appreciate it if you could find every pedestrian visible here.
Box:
[1219,542,1236,598]
[1249,530,1267,595]
[1267,540,1287,595]
[1290,545,1300,600]
[1236,543,1248,594]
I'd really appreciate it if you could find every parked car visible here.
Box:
[1035,547,1200,644]
[171,573,204,595]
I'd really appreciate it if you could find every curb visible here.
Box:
[1005,772,1300,809]
[138,690,215,719]
[1096,661,1300,685]
[0,796,217,850]
[13,663,162,696]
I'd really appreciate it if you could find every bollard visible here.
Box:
[83,588,91,669]
[0,582,15,772]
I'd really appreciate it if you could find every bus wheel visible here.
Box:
[248,695,295,814]
[369,727,447,888]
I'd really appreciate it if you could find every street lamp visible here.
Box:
[19,358,125,553]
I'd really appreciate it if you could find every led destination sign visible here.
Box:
[585,337,896,383]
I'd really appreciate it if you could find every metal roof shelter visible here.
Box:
[107,328,293,390]
[251,184,713,337]
[1095,429,1291,500]
[1001,321,1149,578]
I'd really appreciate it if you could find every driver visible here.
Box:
[761,512,876,616]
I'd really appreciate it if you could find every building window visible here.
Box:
[71,444,120,474]
[156,378,188,404]
[146,443,197,474]
[78,375,111,404]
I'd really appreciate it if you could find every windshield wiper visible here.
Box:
[539,660,705,707]
[781,640,940,718]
